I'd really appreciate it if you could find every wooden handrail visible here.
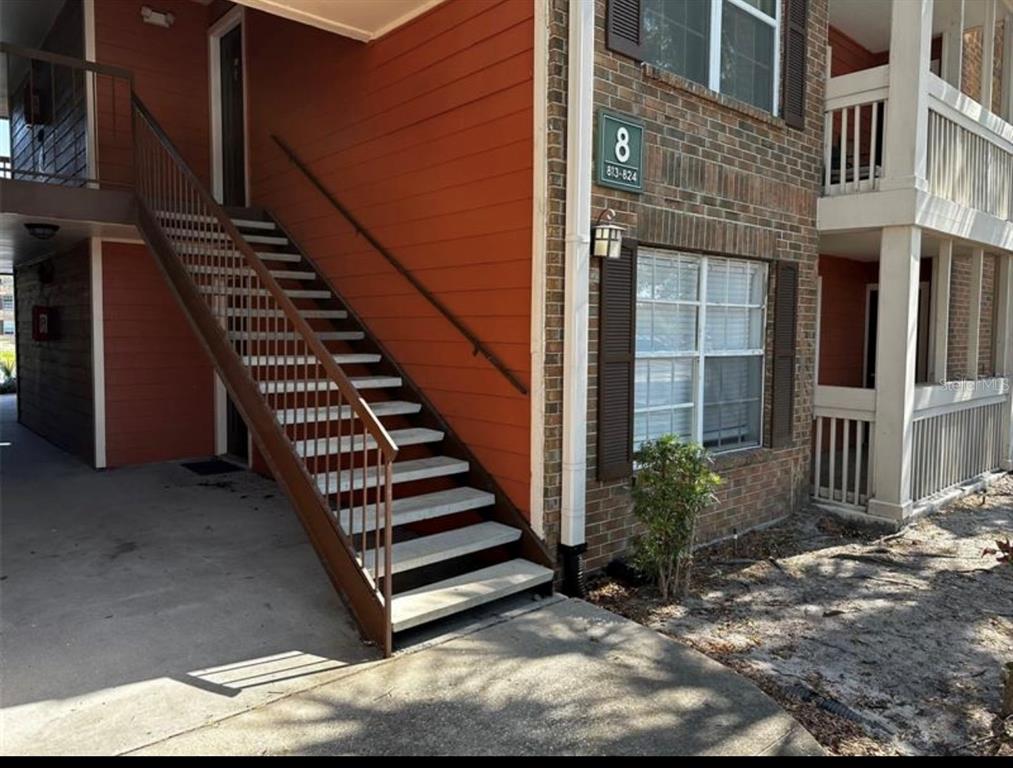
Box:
[134,97,398,461]
[271,134,529,396]
[132,94,396,654]
[0,42,134,81]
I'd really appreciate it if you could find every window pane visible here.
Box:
[653,303,697,353]
[702,355,763,450]
[644,0,711,87]
[740,0,776,18]
[720,0,775,112]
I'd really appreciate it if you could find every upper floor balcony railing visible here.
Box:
[1,42,133,190]
[823,64,1013,223]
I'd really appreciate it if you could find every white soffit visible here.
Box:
[231,0,446,42]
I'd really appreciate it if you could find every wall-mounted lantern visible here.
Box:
[592,208,624,260]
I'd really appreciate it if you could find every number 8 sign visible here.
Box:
[597,110,644,193]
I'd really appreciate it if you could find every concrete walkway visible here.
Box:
[1,395,820,755]
[131,598,821,756]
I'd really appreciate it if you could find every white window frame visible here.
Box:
[635,249,769,455]
[648,0,781,116]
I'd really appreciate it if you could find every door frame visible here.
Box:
[209,6,252,464]
[864,280,931,388]
[208,5,250,206]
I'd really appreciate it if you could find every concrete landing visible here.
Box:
[131,598,822,756]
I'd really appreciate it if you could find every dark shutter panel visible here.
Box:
[597,239,638,481]
[770,261,799,449]
[782,0,808,129]
[607,0,644,61]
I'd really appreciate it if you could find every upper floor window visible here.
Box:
[643,0,780,113]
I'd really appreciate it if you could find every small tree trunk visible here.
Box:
[1002,662,1013,719]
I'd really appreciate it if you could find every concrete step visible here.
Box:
[259,375,400,394]
[275,400,421,425]
[155,211,277,231]
[390,559,553,633]
[229,330,364,342]
[199,286,331,300]
[163,227,288,246]
[337,486,496,535]
[363,522,520,578]
[189,265,316,281]
[243,353,380,367]
[224,308,347,319]
[316,456,469,495]
[296,427,443,457]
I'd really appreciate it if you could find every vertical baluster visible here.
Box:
[841,418,851,505]
[360,420,368,572]
[839,108,848,195]
[869,101,879,190]
[852,104,860,192]
[823,109,832,193]
[829,417,838,502]
[814,416,823,498]
[854,419,864,504]
[384,458,393,618]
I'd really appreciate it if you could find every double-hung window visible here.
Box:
[635,249,767,454]
[643,0,780,113]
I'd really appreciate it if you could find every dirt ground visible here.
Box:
[588,477,1013,756]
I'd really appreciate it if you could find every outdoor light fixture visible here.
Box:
[592,208,624,260]
[141,5,175,28]
[24,223,59,241]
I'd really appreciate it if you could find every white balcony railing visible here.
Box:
[823,65,888,196]
[823,66,1013,222]
[926,74,1013,221]
[910,378,1011,503]
[811,386,875,511]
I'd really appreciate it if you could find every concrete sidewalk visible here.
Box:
[130,598,822,756]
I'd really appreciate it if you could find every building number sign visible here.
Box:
[597,111,644,193]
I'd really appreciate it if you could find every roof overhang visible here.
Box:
[230,0,446,42]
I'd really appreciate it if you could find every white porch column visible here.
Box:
[881,0,933,192]
[869,226,921,521]
[967,248,985,379]
[929,240,953,383]
[940,0,965,90]
[995,254,1013,469]
[982,0,998,109]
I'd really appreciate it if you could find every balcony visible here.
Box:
[811,379,1010,517]
[0,43,136,271]
[819,0,1013,252]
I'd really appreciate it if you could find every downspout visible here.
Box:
[559,0,595,597]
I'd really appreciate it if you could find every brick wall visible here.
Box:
[14,241,94,464]
[540,0,828,571]
[962,22,1005,114]
[948,252,999,380]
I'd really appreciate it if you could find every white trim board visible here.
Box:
[90,237,106,468]
[209,5,251,206]
[528,0,549,537]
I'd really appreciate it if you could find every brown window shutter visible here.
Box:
[782,0,808,129]
[770,261,799,449]
[607,0,644,60]
[598,238,638,481]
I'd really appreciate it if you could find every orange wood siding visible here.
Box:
[94,0,211,187]
[818,255,877,388]
[245,0,534,512]
[103,242,214,466]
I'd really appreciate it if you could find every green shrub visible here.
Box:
[0,349,15,393]
[632,435,721,601]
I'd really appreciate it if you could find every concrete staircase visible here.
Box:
[196,208,553,637]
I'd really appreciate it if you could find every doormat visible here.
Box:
[181,458,243,476]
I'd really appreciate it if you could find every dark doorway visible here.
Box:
[864,282,931,390]
[218,22,248,460]
[219,23,245,207]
